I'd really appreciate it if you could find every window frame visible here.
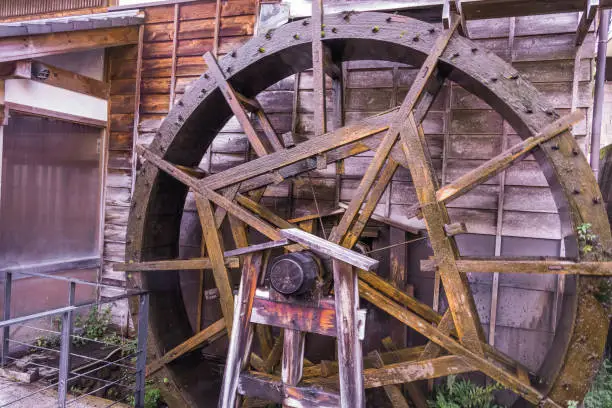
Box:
[0,102,108,276]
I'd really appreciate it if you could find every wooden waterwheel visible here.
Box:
[122,9,612,408]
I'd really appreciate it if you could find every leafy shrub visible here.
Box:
[583,359,612,408]
[428,375,504,408]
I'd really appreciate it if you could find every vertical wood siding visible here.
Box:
[0,0,105,18]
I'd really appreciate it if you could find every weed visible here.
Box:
[74,306,113,344]
[427,375,504,408]
[127,386,163,408]
[583,359,612,408]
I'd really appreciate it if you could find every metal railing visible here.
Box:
[0,269,149,408]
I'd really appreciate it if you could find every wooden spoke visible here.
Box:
[399,112,486,354]
[146,318,226,377]
[435,110,584,205]
[198,109,394,192]
[421,258,612,276]
[358,281,558,407]
[195,195,235,334]
[576,0,599,46]
[312,0,327,170]
[339,159,400,248]
[116,240,288,273]
[337,203,421,234]
[137,146,282,241]
[116,257,239,272]
[329,19,459,246]
[203,52,281,157]
[281,228,379,272]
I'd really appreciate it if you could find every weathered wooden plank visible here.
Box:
[436,110,584,204]
[281,229,379,271]
[203,52,270,156]
[576,0,599,46]
[399,111,486,354]
[421,258,612,276]
[219,253,263,408]
[195,195,235,334]
[250,297,366,340]
[238,371,340,407]
[282,328,306,408]
[145,318,225,377]
[137,146,282,241]
[340,160,399,248]
[0,26,139,63]
[332,259,365,408]
[199,110,395,191]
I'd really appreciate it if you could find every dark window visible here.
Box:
[0,112,102,269]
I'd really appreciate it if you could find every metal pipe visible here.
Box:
[590,8,610,179]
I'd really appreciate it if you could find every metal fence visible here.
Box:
[0,270,148,408]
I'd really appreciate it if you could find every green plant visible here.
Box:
[428,375,504,408]
[74,306,112,343]
[583,359,612,408]
[32,335,59,350]
[578,223,598,256]
[103,332,137,356]
[127,386,162,408]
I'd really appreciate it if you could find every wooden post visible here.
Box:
[332,259,365,408]
[218,253,263,408]
[281,329,306,408]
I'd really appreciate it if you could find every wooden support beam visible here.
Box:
[340,159,399,248]
[0,26,139,63]
[281,228,379,271]
[311,0,328,170]
[203,52,272,157]
[281,329,306,408]
[399,112,485,353]
[146,318,225,377]
[360,355,471,389]
[198,109,394,191]
[238,371,340,407]
[421,258,612,275]
[219,254,263,408]
[576,0,599,45]
[250,297,367,339]
[328,19,459,247]
[313,346,426,378]
[137,146,283,241]
[115,257,239,272]
[358,270,442,325]
[454,1,470,37]
[0,61,31,79]
[116,240,287,272]
[436,110,584,205]
[332,259,365,408]
[195,195,235,335]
